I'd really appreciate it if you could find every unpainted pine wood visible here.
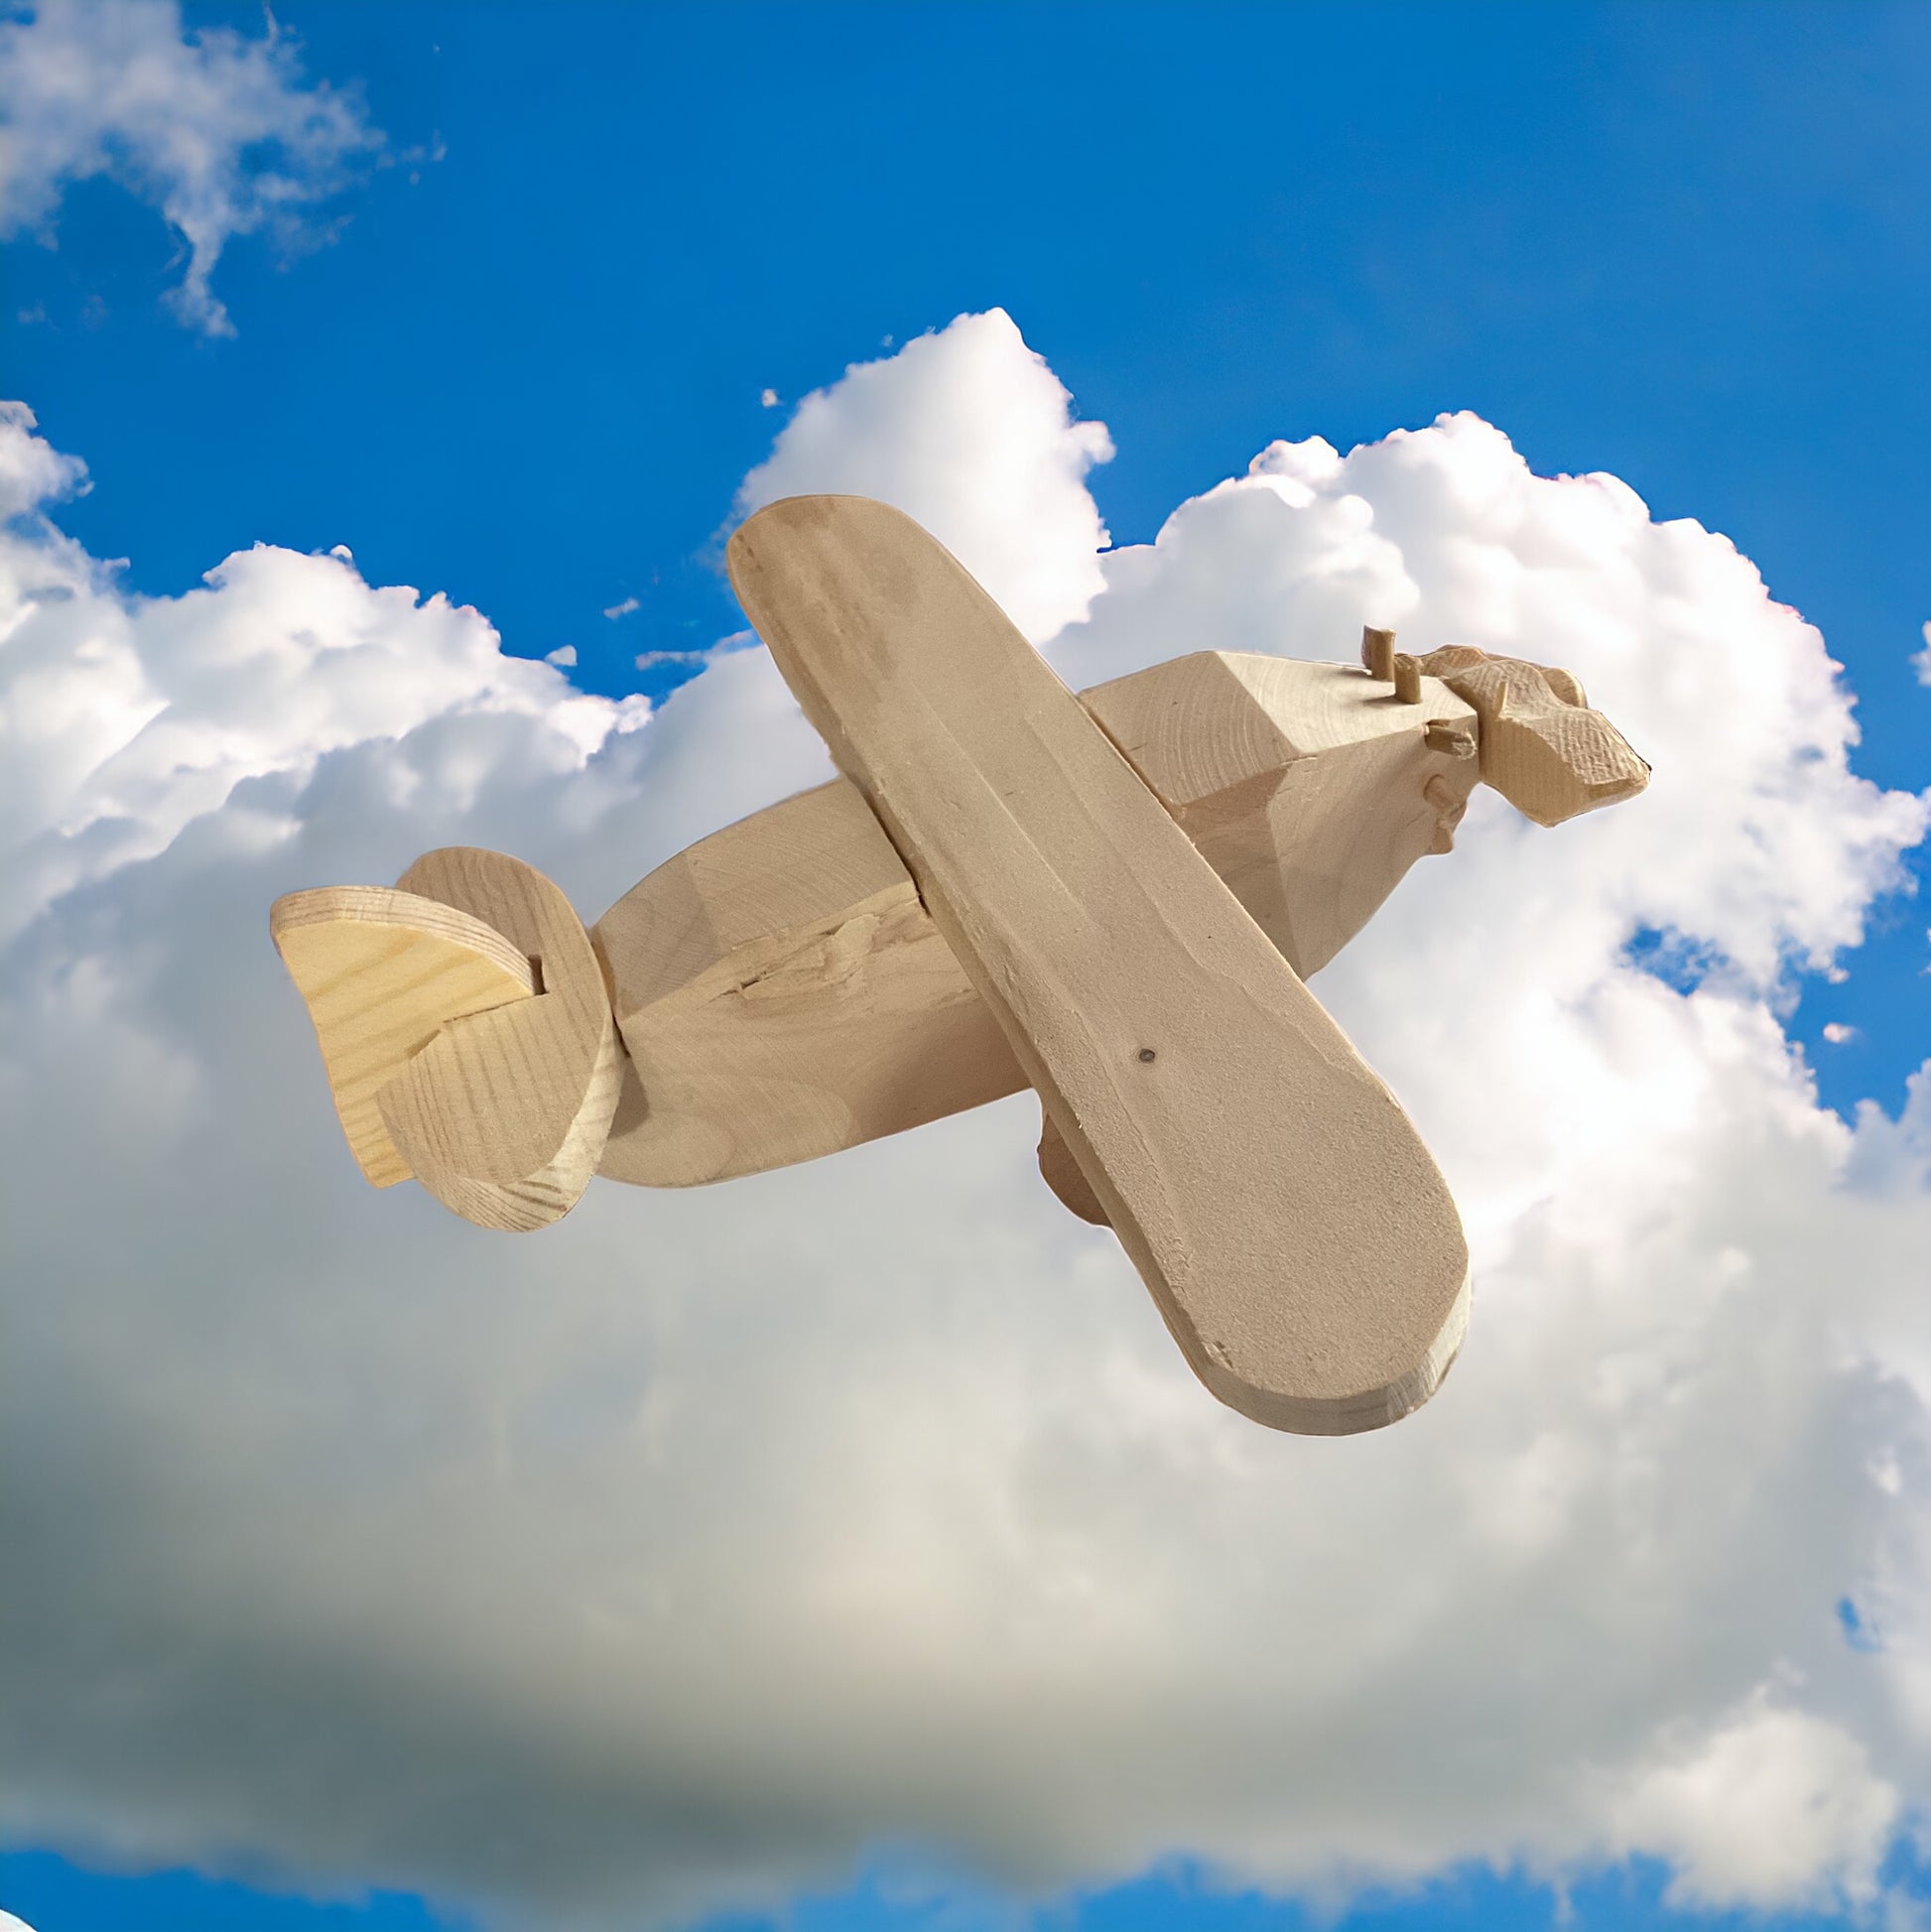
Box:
[593,779,1021,1187]
[270,886,535,1188]
[1055,649,1469,1224]
[1360,625,1397,683]
[1080,650,1482,978]
[1417,645,1649,827]
[727,494,1471,1436]
[592,650,1482,1188]
[378,847,625,1231]
[1037,1109,1108,1225]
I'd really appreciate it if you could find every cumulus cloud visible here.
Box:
[4,312,1931,1929]
[1050,421,1925,987]
[736,308,1115,643]
[0,0,384,334]
[1606,1696,1898,1911]
[0,401,640,944]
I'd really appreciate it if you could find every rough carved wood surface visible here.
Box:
[269,886,536,1188]
[1416,645,1648,826]
[593,780,1020,1188]
[726,493,1470,1434]
[380,847,625,1231]
[593,651,1480,1189]
[1081,650,1480,977]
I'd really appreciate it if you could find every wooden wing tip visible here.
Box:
[730,495,941,577]
[732,492,867,539]
[1201,1260,1473,1437]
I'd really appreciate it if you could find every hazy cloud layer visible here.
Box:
[0,0,383,333]
[4,314,1931,1928]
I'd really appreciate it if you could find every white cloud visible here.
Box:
[0,394,87,514]
[601,596,639,620]
[1607,1695,1898,1910]
[1826,1022,1859,1045]
[4,313,1931,1929]
[1916,619,1930,687]
[0,400,642,945]
[760,387,779,408]
[544,644,577,668]
[0,0,383,334]
[735,307,1115,643]
[1050,419,1926,987]
[0,400,649,943]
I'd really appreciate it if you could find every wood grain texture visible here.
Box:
[1079,651,1482,980]
[270,886,535,1187]
[1417,645,1648,827]
[378,847,624,1231]
[727,494,1471,1435]
[593,780,1020,1186]
[592,652,1483,1187]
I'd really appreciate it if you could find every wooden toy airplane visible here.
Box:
[271,496,1647,1436]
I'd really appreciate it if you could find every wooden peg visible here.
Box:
[271,887,536,1187]
[1392,653,1423,704]
[1361,625,1396,682]
[378,848,625,1231]
[1424,717,1477,758]
[728,495,1470,1435]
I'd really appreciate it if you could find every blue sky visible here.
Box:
[8,0,1927,1118]
[3,4,1929,1931]
[9,1845,1931,1932]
